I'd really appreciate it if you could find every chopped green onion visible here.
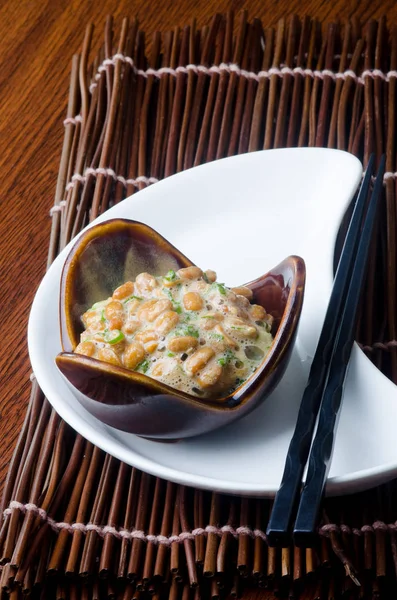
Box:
[123,294,143,303]
[100,310,106,323]
[201,315,215,319]
[216,283,227,296]
[235,377,245,386]
[218,348,236,366]
[173,325,199,338]
[138,359,150,373]
[164,269,177,282]
[210,333,224,341]
[165,289,178,304]
[202,273,210,283]
[104,330,125,345]
[167,352,175,357]
[185,325,199,338]
[165,289,183,314]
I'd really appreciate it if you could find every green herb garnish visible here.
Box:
[123,294,143,303]
[165,289,183,313]
[216,283,227,296]
[138,359,150,373]
[184,325,199,338]
[100,310,106,323]
[218,348,236,366]
[211,333,224,341]
[104,330,125,345]
[164,270,177,282]
[167,352,175,357]
[235,377,245,386]
[174,325,200,338]
[202,272,210,283]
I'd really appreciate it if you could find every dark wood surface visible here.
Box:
[0,0,396,587]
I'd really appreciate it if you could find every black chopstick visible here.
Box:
[266,154,377,547]
[292,155,385,546]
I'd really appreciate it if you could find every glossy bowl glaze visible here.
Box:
[56,218,305,440]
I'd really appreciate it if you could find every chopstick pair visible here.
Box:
[266,154,385,548]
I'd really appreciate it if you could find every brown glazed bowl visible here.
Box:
[56,219,306,440]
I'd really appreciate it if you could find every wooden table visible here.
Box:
[0,0,396,595]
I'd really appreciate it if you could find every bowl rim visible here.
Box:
[60,218,195,351]
[57,218,306,412]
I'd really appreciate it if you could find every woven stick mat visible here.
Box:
[1,12,397,600]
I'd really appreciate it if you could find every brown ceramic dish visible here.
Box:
[56,219,306,440]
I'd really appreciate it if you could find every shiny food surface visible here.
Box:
[76,267,274,398]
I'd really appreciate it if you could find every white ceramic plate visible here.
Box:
[28,148,397,497]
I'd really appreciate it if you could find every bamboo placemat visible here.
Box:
[1,12,397,600]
